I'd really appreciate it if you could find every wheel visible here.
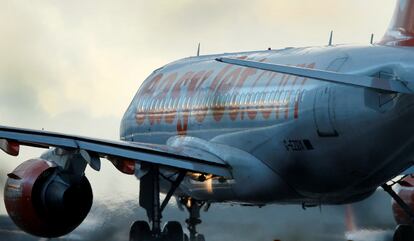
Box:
[163,221,184,241]
[393,225,414,241]
[196,234,205,241]
[130,221,152,241]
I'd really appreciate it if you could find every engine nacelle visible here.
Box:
[4,159,93,238]
[392,176,414,225]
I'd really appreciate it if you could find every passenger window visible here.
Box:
[229,93,234,106]
[278,91,285,103]
[187,97,192,109]
[224,94,230,107]
[252,93,259,105]
[152,99,157,111]
[244,93,248,104]
[295,90,301,102]
[241,93,247,105]
[180,97,186,110]
[201,94,207,108]
[166,98,172,110]
[183,97,188,110]
[149,99,155,111]
[260,92,266,104]
[173,98,179,109]
[236,94,242,105]
[277,91,283,104]
[156,99,162,111]
[263,91,270,105]
[136,98,143,112]
[213,95,219,107]
[270,91,277,104]
[199,94,205,108]
[239,93,245,105]
[285,91,290,103]
[229,94,234,105]
[204,95,210,108]
[244,93,251,105]
[221,96,226,107]
[159,99,164,110]
[141,98,147,111]
[262,92,268,106]
[207,95,213,108]
[208,94,214,108]
[193,95,199,109]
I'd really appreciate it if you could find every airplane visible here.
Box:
[3,0,414,241]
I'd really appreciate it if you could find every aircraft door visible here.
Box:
[311,56,347,137]
[313,86,338,137]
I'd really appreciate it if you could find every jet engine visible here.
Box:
[392,176,414,225]
[3,158,93,238]
[391,176,414,241]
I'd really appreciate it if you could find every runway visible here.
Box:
[0,189,397,241]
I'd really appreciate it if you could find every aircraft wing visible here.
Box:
[401,166,414,176]
[0,125,231,178]
[216,57,413,94]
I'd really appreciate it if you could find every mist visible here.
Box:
[0,133,398,241]
[0,153,397,241]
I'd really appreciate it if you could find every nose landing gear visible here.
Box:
[162,221,185,241]
[128,165,208,241]
[180,197,208,241]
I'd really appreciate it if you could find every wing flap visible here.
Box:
[216,57,413,94]
[0,126,231,178]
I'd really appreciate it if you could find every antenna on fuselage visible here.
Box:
[370,33,374,44]
[197,43,201,56]
[328,30,333,46]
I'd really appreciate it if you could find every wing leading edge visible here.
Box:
[216,57,413,94]
[0,126,231,178]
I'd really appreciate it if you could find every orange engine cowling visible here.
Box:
[4,159,93,238]
[392,176,414,225]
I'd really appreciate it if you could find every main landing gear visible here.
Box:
[381,182,414,241]
[129,165,208,241]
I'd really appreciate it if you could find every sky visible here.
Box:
[0,0,399,240]
[0,0,394,120]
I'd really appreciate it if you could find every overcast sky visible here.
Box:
[0,1,398,240]
[0,0,395,168]
[0,0,394,122]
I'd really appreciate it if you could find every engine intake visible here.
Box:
[4,159,93,238]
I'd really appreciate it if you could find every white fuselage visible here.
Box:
[120,45,414,205]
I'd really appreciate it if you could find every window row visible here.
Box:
[137,90,305,112]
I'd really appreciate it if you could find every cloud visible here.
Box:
[0,0,395,119]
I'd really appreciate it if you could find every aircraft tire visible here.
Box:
[196,234,206,241]
[393,225,414,241]
[130,221,151,241]
[163,221,184,241]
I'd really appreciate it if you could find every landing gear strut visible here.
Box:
[129,165,186,241]
[381,182,414,241]
[180,197,208,241]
